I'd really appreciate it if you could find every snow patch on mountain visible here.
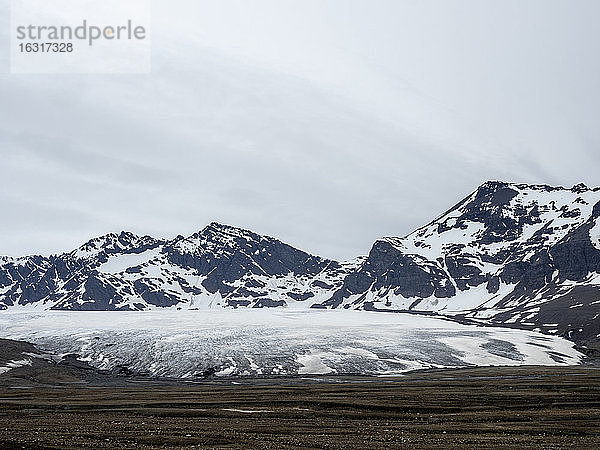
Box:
[0,358,32,375]
[98,248,163,274]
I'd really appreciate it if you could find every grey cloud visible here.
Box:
[0,0,598,260]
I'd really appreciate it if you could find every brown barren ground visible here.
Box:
[0,366,599,449]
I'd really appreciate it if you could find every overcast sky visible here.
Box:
[1,0,599,260]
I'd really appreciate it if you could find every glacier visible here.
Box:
[0,310,582,378]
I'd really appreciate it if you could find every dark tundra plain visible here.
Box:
[1,340,600,449]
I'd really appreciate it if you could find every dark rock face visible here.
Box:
[551,203,600,281]
[459,182,522,245]
[318,240,455,309]
[493,202,600,312]
[165,223,331,284]
[444,248,487,291]
[0,256,53,308]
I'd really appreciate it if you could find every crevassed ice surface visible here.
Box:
[0,310,583,378]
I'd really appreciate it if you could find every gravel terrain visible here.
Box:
[0,344,599,450]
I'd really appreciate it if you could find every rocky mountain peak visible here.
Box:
[74,231,161,259]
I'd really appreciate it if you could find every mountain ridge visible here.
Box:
[1,181,599,352]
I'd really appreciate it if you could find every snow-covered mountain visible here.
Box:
[316,181,600,350]
[0,223,357,311]
[1,181,599,351]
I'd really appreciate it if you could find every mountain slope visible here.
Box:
[0,223,356,311]
[315,181,600,349]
